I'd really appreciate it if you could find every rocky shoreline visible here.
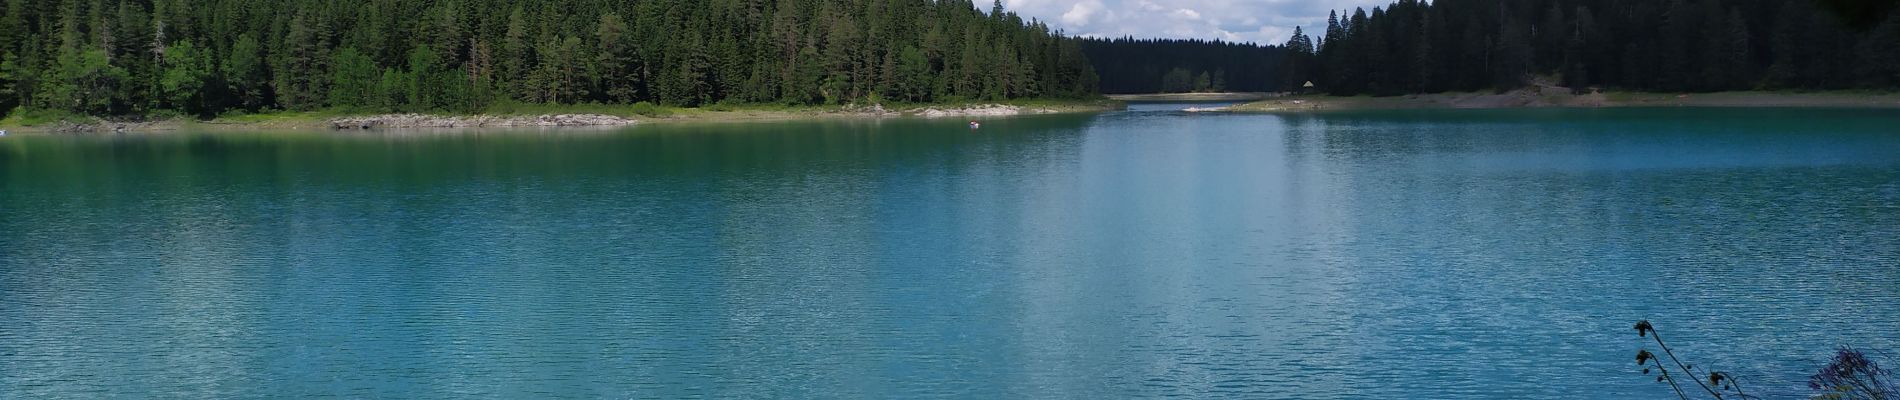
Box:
[5,101,1116,134]
[839,103,1062,118]
[43,120,163,134]
[325,106,1054,130]
[913,104,1057,118]
[330,114,639,130]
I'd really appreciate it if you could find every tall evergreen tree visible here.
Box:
[327,47,378,109]
[594,12,640,103]
[224,33,267,111]
[273,10,329,110]
[157,40,212,114]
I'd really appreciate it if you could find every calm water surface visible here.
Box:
[2,107,1897,398]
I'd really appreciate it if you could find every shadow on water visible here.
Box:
[0,115,1099,190]
[1275,107,1900,169]
[0,114,1108,398]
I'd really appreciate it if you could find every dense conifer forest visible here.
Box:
[0,0,1100,118]
[1079,38,1290,94]
[3,0,1898,120]
[1290,0,1900,95]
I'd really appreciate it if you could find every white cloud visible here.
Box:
[1003,0,1393,44]
[1171,8,1203,21]
[1059,1,1104,27]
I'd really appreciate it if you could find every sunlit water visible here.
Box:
[2,107,1897,398]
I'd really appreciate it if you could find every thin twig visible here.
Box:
[1651,329,1727,399]
[1724,374,1753,399]
[1651,357,1693,400]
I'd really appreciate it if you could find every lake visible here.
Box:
[2,107,1897,398]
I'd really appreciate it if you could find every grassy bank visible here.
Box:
[0,98,1125,133]
[1226,89,1900,113]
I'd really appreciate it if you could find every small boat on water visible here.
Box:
[969,121,981,129]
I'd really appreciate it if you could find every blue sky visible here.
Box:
[1001,0,1394,45]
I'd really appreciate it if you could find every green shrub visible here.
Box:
[629,101,669,117]
[705,100,740,112]
[1,108,88,126]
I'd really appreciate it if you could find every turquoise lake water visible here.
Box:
[2,107,1897,398]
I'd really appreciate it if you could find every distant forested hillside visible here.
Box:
[1080,38,1291,94]
[0,0,1099,118]
[1291,0,1900,96]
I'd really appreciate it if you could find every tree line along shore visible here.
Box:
[1225,88,1900,113]
[4,0,1900,132]
[1277,0,1900,97]
[0,0,1101,129]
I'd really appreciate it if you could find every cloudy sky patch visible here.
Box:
[1002,0,1393,45]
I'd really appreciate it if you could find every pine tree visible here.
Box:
[1768,3,1813,88]
[1161,67,1192,93]
[1857,11,1900,88]
[1456,17,1488,91]
[820,1,861,103]
[327,47,379,109]
[1320,10,1346,92]
[108,1,152,113]
[527,36,583,104]
[658,34,711,107]
[495,11,530,101]
[1414,12,1442,92]
[44,47,126,114]
[157,40,213,115]
[405,44,439,109]
[1562,7,1598,90]
[1727,9,1753,86]
[423,1,464,67]
[1283,26,1314,90]
[786,44,824,104]
[0,0,26,58]
[1492,18,1532,90]
[273,11,330,111]
[224,33,267,111]
[376,66,409,110]
[594,12,640,103]
[0,52,22,112]
[1537,4,1566,71]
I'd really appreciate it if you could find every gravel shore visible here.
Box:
[329,114,639,129]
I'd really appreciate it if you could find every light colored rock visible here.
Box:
[330,114,638,130]
[46,121,153,134]
[911,104,1055,118]
[842,103,900,116]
